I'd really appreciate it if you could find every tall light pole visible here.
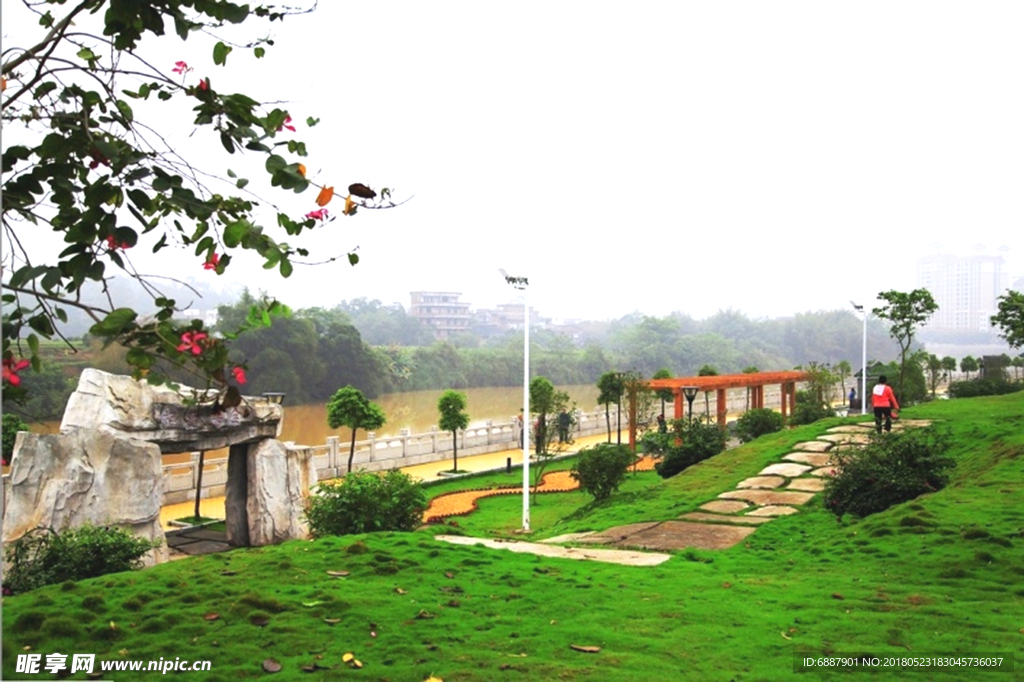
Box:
[851,301,867,415]
[501,269,530,531]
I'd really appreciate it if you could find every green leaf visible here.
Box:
[279,258,293,278]
[226,169,237,178]
[223,221,250,248]
[77,47,97,62]
[220,132,235,154]
[254,46,265,59]
[213,42,233,66]
[306,117,320,127]
[115,99,134,124]
[348,253,360,266]
[27,334,40,356]
[236,178,249,189]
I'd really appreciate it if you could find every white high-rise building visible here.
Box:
[917,252,1009,332]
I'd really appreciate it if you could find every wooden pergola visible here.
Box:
[648,370,809,427]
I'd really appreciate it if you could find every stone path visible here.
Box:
[165,526,232,560]
[437,419,933,563]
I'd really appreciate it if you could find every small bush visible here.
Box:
[735,408,784,443]
[655,417,728,479]
[788,389,836,426]
[306,470,427,537]
[822,427,954,519]
[570,444,636,501]
[4,525,159,594]
[2,413,29,466]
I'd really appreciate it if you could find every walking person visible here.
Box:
[871,375,899,434]
[848,387,856,407]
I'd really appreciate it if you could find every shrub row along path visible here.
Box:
[435,420,933,566]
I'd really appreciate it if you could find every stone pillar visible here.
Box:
[244,439,316,546]
[225,443,250,547]
[2,431,168,566]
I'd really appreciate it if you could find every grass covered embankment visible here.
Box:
[2,393,1022,680]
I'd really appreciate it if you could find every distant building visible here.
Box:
[917,251,1010,333]
[409,291,471,340]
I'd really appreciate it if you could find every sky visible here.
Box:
[4,1,1023,322]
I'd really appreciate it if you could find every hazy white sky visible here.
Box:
[6,1,1023,322]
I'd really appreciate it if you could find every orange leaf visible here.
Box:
[343,195,356,215]
[297,163,307,178]
[316,185,334,207]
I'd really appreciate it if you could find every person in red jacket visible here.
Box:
[871,375,900,433]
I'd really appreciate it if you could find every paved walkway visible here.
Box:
[436,419,933,563]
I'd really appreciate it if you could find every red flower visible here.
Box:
[105,235,130,250]
[232,366,247,384]
[198,78,209,91]
[88,150,109,169]
[2,357,30,387]
[305,208,328,221]
[278,115,296,133]
[203,253,220,270]
[172,60,189,74]
[176,331,208,356]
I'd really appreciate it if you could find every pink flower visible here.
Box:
[172,61,189,74]
[232,366,247,384]
[2,357,30,387]
[176,331,208,356]
[278,115,296,133]
[198,78,209,91]
[203,253,220,270]
[305,208,329,221]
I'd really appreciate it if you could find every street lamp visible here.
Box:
[851,301,867,415]
[500,268,530,531]
[682,386,699,421]
[262,392,287,405]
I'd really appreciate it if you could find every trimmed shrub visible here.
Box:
[570,444,636,501]
[735,408,784,443]
[947,378,1022,398]
[306,470,427,537]
[4,525,160,594]
[655,417,728,479]
[822,427,954,519]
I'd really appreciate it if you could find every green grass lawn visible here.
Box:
[3,393,1022,680]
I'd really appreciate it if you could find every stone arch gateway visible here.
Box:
[2,369,316,565]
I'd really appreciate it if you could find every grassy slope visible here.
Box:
[2,394,1022,681]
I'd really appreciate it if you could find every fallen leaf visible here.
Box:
[109,621,117,630]
[303,601,324,607]
[204,613,220,621]
[444,572,454,579]
[832,593,845,600]
[323,618,342,625]
[343,653,355,663]
[220,570,237,576]
[327,570,350,578]
[352,660,363,669]
[569,645,601,653]
[722,582,732,588]
[250,615,270,627]
[262,658,282,673]
[415,610,436,620]
[780,631,792,640]
[425,676,444,682]
[395,588,408,595]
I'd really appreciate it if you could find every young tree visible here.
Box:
[327,386,387,474]
[872,289,938,402]
[833,360,852,402]
[437,390,470,473]
[960,355,979,380]
[2,1,394,406]
[924,353,943,398]
[651,368,673,418]
[940,356,958,383]
[596,371,624,444]
[698,364,718,417]
[529,376,574,491]
[991,290,1024,350]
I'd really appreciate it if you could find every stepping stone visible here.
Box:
[787,478,826,492]
[808,466,838,478]
[819,433,871,445]
[736,475,786,489]
[576,522,663,544]
[719,489,815,506]
[746,505,799,517]
[826,425,869,434]
[758,462,811,478]
[896,419,933,427]
[700,500,750,513]
[792,440,832,452]
[437,535,672,566]
[680,512,773,525]
[783,452,834,467]
[609,521,756,551]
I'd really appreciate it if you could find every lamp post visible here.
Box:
[500,269,530,532]
[682,386,699,421]
[262,392,287,405]
[851,301,867,415]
